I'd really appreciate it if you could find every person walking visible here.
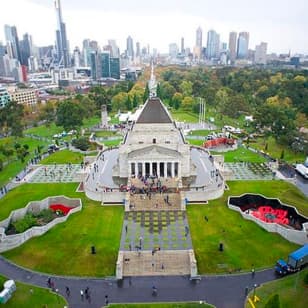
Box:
[65,286,70,297]
[80,289,84,301]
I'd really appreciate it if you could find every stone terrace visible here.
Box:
[129,193,181,211]
[122,250,191,276]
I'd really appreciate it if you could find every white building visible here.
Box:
[8,88,37,106]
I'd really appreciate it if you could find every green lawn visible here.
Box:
[103,139,123,147]
[211,147,267,163]
[94,130,120,138]
[189,130,217,136]
[245,269,308,308]
[187,180,308,274]
[40,149,85,164]
[187,139,204,146]
[110,303,214,308]
[1,183,123,277]
[171,110,199,123]
[24,123,63,138]
[0,137,49,186]
[0,274,66,307]
[249,136,306,164]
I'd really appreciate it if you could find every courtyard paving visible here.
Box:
[120,210,192,251]
[27,164,82,183]
[224,162,273,180]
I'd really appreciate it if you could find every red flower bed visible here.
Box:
[49,204,74,215]
[251,205,289,225]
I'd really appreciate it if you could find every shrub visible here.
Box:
[264,294,280,308]
[72,137,90,151]
[35,209,54,223]
[12,213,37,233]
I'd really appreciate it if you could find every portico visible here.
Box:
[129,161,179,178]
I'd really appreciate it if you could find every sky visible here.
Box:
[0,0,307,55]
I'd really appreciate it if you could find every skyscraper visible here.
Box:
[196,27,202,48]
[181,37,185,54]
[206,30,220,59]
[237,32,249,59]
[20,33,32,66]
[255,42,268,64]
[4,25,21,62]
[126,36,134,60]
[228,32,237,64]
[55,0,70,67]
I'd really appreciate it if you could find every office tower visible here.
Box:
[20,33,32,66]
[126,36,134,60]
[181,37,185,54]
[4,25,21,62]
[228,32,237,63]
[136,42,140,58]
[169,43,178,59]
[206,30,220,59]
[255,42,268,64]
[0,42,6,76]
[237,32,249,59]
[73,47,81,67]
[108,39,120,58]
[110,57,120,79]
[196,27,202,48]
[101,52,110,78]
[55,0,70,67]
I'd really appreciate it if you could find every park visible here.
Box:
[0,66,307,308]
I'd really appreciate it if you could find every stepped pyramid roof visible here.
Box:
[136,98,172,124]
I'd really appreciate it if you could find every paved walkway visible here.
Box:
[0,255,277,308]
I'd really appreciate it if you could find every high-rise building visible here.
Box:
[228,32,237,64]
[181,37,185,54]
[110,57,120,79]
[20,33,32,66]
[206,30,220,59]
[101,52,110,78]
[73,47,81,67]
[169,43,178,59]
[108,39,119,58]
[237,32,249,59]
[54,0,70,67]
[126,36,134,60]
[196,27,202,48]
[4,25,21,62]
[255,42,268,65]
[136,42,140,58]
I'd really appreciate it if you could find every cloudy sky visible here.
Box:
[0,0,307,54]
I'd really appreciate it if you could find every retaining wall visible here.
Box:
[0,196,82,253]
[228,196,308,245]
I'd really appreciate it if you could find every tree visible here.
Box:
[111,92,129,111]
[179,80,193,97]
[172,93,183,110]
[143,83,150,102]
[181,96,194,111]
[125,96,132,110]
[88,86,111,111]
[56,100,84,131]
[39,101,55,127]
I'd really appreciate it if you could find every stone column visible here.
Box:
[157,162,160,177]
[164,162,168,178]
[142,162,145,177]
[171,162,175,178]
[150,162,153,176]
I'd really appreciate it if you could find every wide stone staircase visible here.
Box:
[122,250,191,276]
[129,193,181,211]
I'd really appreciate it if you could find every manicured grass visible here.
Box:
[0,274,66,307]
[245,269,308,308]
[249,136,306,164]
[0,137,49,186]
[103,139,122,147]
[187,139,204,146]
[109,303,214,308]
[94,130,120,138]
[24,123,63,138]
[1,183,123,277]
[189,129,217,136]
[171,110,199,123]
[187,180,308,274]
[40,150,85,164]
[211,146,267,163]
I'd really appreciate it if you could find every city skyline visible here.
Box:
[0,0,307,55]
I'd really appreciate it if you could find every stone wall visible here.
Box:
[228,203,308,245]
[0,196,82,253]
[184,185,224,202]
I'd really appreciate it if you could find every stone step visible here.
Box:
[121,250,191,276]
